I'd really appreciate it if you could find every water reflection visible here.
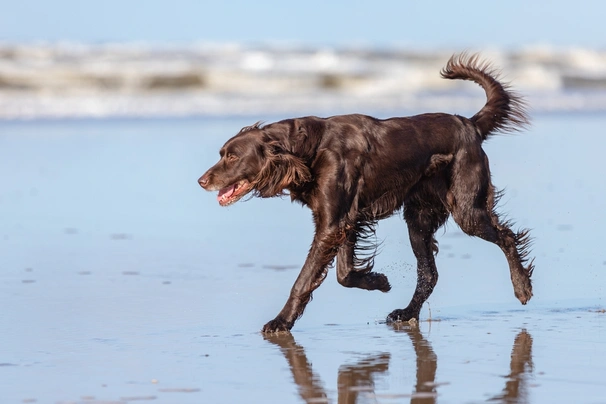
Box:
[489,329,534,403]
[265,333,391,403]
[390,323,438,403]
[264,327,534,404]
[263,333,329,403]
[336,353,391,403]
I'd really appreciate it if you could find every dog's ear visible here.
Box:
[275,152,312,187]
[253,141,312,197]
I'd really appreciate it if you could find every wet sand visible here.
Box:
[1,114,605,403]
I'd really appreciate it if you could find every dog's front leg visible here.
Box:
[262,227,342,333]
[262,157,358,333]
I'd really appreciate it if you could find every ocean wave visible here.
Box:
[1,43,605,119]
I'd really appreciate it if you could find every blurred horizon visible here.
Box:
[1,42,606,120]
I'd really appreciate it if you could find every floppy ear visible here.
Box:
[253,142,312,197]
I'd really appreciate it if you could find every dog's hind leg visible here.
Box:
[387,187,449,323]
[336,230,391,292]
[448,148,534,304]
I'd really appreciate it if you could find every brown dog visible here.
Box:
[199,53,534,333]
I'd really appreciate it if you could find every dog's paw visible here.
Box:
[513,272,533,305]
[342,271,391,292]
[386,308,419,324]
[262,317,293,334]
[372,273,392,293]
[514,283,533,305]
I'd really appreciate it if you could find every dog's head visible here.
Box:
[198,121,313,206]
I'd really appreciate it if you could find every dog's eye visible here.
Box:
[226,153,238,161]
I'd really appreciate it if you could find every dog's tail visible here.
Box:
[440,53,530,140]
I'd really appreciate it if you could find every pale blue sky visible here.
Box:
[0,0,604,49]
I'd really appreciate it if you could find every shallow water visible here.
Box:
[1,114,605,403]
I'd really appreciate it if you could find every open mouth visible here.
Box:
[217,179,252,206]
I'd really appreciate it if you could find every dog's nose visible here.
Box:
[198,175,208,188]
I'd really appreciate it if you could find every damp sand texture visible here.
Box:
[1,115,605,403]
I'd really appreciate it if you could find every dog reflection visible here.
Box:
[337,353,391,403]
[264,333,389,403]
[264,325,436,404]
[490,329,534,403]
[264,328,533,403]
[390,323,439,403]
[263,333,328,402]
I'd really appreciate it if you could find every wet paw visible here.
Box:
[386,308,419,324]
[341,272,391,292]
[515,287,533,305]
[363,272,391,292]
[262,317,293,334]
[513,277,533,305]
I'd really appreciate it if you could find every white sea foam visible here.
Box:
[1,42,605,119]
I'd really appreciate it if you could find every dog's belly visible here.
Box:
[358,182,412,220]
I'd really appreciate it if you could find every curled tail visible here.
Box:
[440,53,530,140]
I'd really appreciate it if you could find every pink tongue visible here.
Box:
[217,184,236,201]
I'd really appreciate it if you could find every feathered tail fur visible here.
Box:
[440,53,530,140]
